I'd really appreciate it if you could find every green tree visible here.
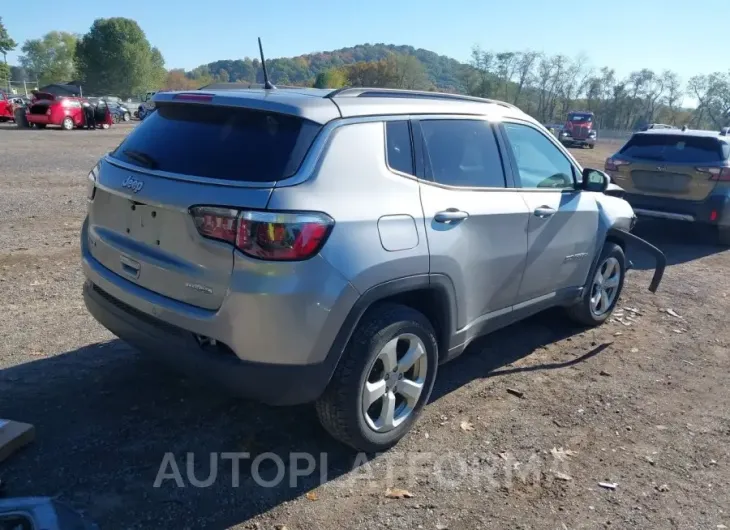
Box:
[76,18,166,97]
[313,68,347,88]
[19,31,78,86]
[393,55,430,90]
[0,62,9,86]
[0,16,17,90]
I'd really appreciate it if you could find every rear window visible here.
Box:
[111,104,322,182]
[620,134,726,164]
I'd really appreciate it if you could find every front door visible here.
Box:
[415,118,530,335]
[500,121,599,304]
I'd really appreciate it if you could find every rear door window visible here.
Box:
[620,134,725,163]
[385,121,414,175]
[111,104,322,182]
[420,119,507,188]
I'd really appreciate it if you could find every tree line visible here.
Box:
[1,16,165,99]
[463,48,728,130]
[2,16,728,130]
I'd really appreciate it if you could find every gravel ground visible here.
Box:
[0,125,728,530]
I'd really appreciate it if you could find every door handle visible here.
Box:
[434,209,469,223]
[533,206,556,219]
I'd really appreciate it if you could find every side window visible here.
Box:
[385,121,414,176]
[503,122,575,189]
[420,120,506,188]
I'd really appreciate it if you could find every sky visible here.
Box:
[3,0,728,82]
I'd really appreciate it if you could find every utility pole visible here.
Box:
[2,52,9,93]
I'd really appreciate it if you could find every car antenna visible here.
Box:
[258,37,276,90]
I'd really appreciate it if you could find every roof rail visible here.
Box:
[326,87,519,110]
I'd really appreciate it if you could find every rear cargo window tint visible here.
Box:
[620,134,725,163]
[386,121,414,175]
[111,104,322,182]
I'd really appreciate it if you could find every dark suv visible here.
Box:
[606,128,730,244]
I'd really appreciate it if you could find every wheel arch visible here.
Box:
[322,274,458,386]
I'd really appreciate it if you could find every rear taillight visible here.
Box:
[605,158,630,172]
[696,167,730,181]
[191,207,239,243]
[87,163,99,201]
[190,207,334,261]
[46,108,51,116]
[173,93,214,102]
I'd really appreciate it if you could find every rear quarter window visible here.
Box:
[111,104,322,182]
[620,134,725,164]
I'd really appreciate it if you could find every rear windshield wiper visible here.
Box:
[123,149,159,169]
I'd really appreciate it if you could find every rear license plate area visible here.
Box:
[632,171,690,193]
[125,202,163,246]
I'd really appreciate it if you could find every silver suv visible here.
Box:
[81,87,665,452]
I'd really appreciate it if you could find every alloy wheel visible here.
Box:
[361,333,428,433]
[590,256,621,316]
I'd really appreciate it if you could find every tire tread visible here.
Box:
[315,303,436,452]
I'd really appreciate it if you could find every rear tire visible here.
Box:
[567,242,626,326]
[316,303,438,452]
[718,226,730,246]
[123,112,131,122]
[61,117,73,131]
[14,109,29,128]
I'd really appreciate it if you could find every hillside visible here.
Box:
[189,43,469,92]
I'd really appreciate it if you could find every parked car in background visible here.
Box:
[560,111,597,149]
[25,91,86,130]
[137,91,156,120]
[0,92,31,122]
[110,103,132,123]
[80,87,665,452]
[639,123,676,132]
[26,92,114,130]
[0,91,16,122]
[89,98,131,123]
[605,128,730,244]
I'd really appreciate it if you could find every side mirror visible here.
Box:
[581,168,609,192]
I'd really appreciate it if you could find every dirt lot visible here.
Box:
[0,126,728,530]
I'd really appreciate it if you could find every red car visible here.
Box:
[0,91,20,122]
[25,91,113,130]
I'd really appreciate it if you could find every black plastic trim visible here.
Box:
[321,274,458,373]
[607,228,666,293]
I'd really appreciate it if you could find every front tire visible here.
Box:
[123,112,131,122]
[567,242,626,326]
[316,303,438,452]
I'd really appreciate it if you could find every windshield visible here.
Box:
[110,103,322,182]
[620,134,726,163]
[568,113,593,122]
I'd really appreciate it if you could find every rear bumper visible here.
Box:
[26,114,51,125]
[80,217,360,405]
[84,279,336,405]
[625,191,730,227]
